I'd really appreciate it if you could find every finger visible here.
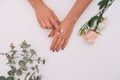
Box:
[50,32,58,51]
[45,19,53,29]
[53,14,60,24]
[50,16,60,31]
[56,38,65,52]
[40,21,46,28]
[62,39,69,50]
[53,35,62,51]
[37,18,46,28]
[48,29,56,37]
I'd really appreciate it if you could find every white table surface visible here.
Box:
[0,0,120,80]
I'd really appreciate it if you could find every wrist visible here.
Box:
[62,18,76,29]
[64,17,76,27]
[28,0,44,9]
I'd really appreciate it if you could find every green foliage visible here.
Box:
[0,76,6,80]
[78,0,115,36]
[19,60,26,67]
[98,0,114,10]
[0,41,45,80]
[6,77,15,80]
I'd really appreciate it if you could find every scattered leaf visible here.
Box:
[19,60,26,67]
[16,69,22,76]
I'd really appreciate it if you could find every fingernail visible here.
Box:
[50,49,53,51]
[48,35,50,37]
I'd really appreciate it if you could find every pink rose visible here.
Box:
[84,30,98,43]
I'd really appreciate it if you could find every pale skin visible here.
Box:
[29,0,92,52]
[29,0,60,29]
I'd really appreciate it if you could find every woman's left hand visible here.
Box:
[49,20,74,52]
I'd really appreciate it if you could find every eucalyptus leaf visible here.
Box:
[31,67,35,70]
[23,57,29,61]
[19,60,26,67]
[22,50,28,53]
[6,76,14,80]
[35,65,39,73]
[20,67,28,71]
[26,72,30,77]
[37,57,41,64]
[8,59,12,64]
[9,43,15,51]
[28,72,35,80]
[16,69,22,76]
[0,41,45,80]
[29,59,33,64]
[7,55,11,60]
[0,76,6,80]
[36,75,42,80]
[20,41,31,49]
[30,49,36,55]
[36,76,40,80]
[42,59,45,65]
[11,66,16,72]
[8,70,15,76]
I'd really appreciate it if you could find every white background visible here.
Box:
[0,0,120,80]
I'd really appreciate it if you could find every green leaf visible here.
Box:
[25,72,30,80]
[38,57,41,64]
[6,77,14,80]
[88,16,99,28]
[36,76,40,80]
[26,72,30,77]
[30,49,36,55]
[7,55,11,60]
[98,0,105,9]
[0,76,6,80]
[42,59,45,64]
[8,70,15,76]
[19,60,26,67]
[35,65,39,73]
[16,69,22,76]
[9,43,15,51]
[29,59,33,64]
[22,50,28,53]
[20,67,28,71]
[36,75,42,80]
[11,66,16,72]
[28,72,35,80]
[20,41,31,49]
[31,67,35,70]
[23,57,28,61]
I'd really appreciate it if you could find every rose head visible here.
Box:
[84,30,98,43]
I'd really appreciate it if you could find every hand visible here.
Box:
[29,0,59,29]
[49,21,74,52]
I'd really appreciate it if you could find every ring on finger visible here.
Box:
[57,29,64,34]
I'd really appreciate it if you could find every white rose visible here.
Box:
[97,17,108,31]
[102,17,108,23]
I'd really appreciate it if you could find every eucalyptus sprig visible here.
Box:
[0,41,45,80]
[78,0,115,36]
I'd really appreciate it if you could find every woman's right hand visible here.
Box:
[29,0,60,29]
